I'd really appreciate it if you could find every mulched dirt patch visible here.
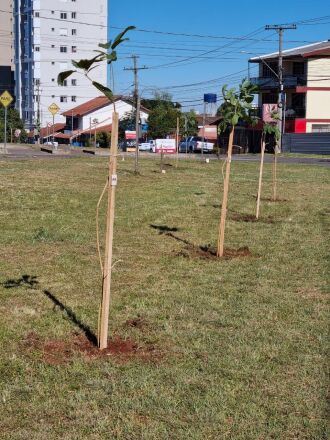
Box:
[22,331,162,365]
[230,212,275,224]
[176,244,253,260]
[253,195,289,202]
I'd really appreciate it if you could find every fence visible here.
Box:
[282,133,330,155]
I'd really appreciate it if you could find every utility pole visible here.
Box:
[265,24,296,151]
[124,56,147,173]
[36,80,41,144]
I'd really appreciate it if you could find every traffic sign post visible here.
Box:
[0,90,14,154]
[48,103,60,150]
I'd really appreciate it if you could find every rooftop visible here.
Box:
[249,40,330,62]
[62,96,150,117]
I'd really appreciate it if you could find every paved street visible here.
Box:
[1,144,329,167]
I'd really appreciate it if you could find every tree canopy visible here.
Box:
[0,107,27,143]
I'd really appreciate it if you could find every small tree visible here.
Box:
[58,26,135,350]
[217,79,257,257]
[256,120,280,219]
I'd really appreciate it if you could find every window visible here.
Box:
[262,93,278,104]
[262,62,278,78]
[34,46,40,52]
[71,46,77,53]
[312,124,330,133]
[71,79,77,86]
[62,80,67,86]
[71,12,76,19]
[72,29,77,35]
[52,78,55,82]
[35,12,40,17]
[293,62,306,76]
[60,96,68,103]
[60,12,67,19]
[51,62,55,65]
[71,96,76,102]
[60,46,67,53]
[51,28,55,32]
[51,44,55,48]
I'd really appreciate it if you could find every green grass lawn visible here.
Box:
[0,156,329,440]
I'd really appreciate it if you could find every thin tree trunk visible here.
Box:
[217,126,235,257]
[272,151,277,201]
[256,136,266,219]
[98,112,119,350]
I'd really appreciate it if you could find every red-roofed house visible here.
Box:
[61,95,149,134]
[38,96,150,144]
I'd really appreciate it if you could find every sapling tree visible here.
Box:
[217,79,257,257]
[256,119,280,219]
[58,26,135,350]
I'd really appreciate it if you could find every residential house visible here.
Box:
[40,96,149,144]
[249,40,330,133]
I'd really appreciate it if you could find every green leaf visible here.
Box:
[57,70,76,85]
[231,114,239,126]
[72,55,103,71]
[111,26,136,50]
[92,81,113,99]
[106,51,117,64]
[99,41,112,50]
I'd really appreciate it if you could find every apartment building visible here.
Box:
[249,40,330,133]
[14,0,108,129]
[0,1,15,97]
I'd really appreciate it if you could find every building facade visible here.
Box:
[14,0,108,129]
[0,1,15,97]
[249,41,330,133]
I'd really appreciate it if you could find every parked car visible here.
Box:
[138,140,155,152]
[44,141,59,148]
[179,136,214,153]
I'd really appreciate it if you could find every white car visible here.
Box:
[138,141,155,152]
[45,141,59,148]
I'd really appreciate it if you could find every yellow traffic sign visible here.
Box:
[0,90,14,108]
[48,103,60,115]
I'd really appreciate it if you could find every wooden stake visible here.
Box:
[217,126,234,257]
[256,137,266,219]
[272,151,277,201]
[175,116,179,168]
[98,112,119,350]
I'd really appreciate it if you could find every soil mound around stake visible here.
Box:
[22,331,162,365]
[230,212,275,224]
[176,244,253,260]
[253,195,289,202]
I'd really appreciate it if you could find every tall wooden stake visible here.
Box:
[98,112,119,350]
[217,126,235,257]
[256,137,266,219]
[272,152,277,201]
[175,116,179,168]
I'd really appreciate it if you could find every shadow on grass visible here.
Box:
[150,224,180,234]
[1,274,39,289]
[150,225,210,252]
[43,290,97,346]
[1,275,98,346]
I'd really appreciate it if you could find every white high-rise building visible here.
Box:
[14,0,108,129]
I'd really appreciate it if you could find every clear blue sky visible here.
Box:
[109,0,329,111]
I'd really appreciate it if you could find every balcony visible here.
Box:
[250,107,306,120]
[250,75,307,90]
